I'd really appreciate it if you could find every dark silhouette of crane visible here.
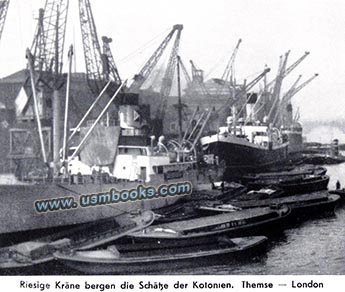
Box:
[127,24,183,136]
[221,38,242,86]
[30,0,69,75]
[0,0,9,42]
[78,0,121,94]
[273,73,318,126]
[9,0,70,176]
[155,25,183,122]
[129,24,183,93]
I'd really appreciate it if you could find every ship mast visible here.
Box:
[52,5,62,175]
[28,0,69,175]
[176,56,183,141]
[26,49,48,164]
[61,45,73,168]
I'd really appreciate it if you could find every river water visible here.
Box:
[2,164,345,275]
[168,163,345,275]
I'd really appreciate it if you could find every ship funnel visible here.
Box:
[246,93,257,122]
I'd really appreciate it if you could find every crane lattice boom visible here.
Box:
[267,51,310,89]
[221,38,242,84]
[79,0,103,93]
[31,0,69,74]
[267,51,290,122]
[79,0,121,93]
[129,24,183,92]
[156,25,183,120]
[0,0,9,42]
[190,60,211,97]
[273,74,318,126]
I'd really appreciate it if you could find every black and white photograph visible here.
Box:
[0,0,344,281]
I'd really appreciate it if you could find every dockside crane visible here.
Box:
[162,56,212,154]
[178,56,192,84]
[221,38,242,86]
[78,0,102,93]
[0,0,9,42]
[235,67,271,117]
[129,24,183,93]
[30,0,69,75]
[11,0,70,176]
[216,67,270,122]
[176,57,211,99]
[176,56,197,112]
[267,51,310,90]
[101,36,121,85]
[267,51,290,122]
[267,50,314,127]
[155,25,183,124]
[32,0,69,173]
[273,73,318,127]
[78,0,121,94]
[272,74,302,125]
[26,0,70,119]
[283,51,310,79]
[210,39,242,100]
[254,51,310,121]
[190,60,203,83]
[177,56,214,144]
[280,75,303,104]
[242,68,271,95]
[189,60,211,97]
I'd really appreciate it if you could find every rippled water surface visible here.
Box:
[2,164,345,275]
[166,163,345,275]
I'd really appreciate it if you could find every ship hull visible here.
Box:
[201,134,289,172]
[0,171,202,235]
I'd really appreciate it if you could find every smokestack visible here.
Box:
[246,93,258,122]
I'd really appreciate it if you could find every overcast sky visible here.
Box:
[0,0,343,122]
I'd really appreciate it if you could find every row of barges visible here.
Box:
[0,163,342,275]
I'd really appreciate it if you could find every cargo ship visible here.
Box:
[0,78,213,236]
[200,117,289,172]
[0,147,200,236]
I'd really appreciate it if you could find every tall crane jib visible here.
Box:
[31,0,69,75]
[273,73,318,127]
[178,57,192,84]
[78,0,103,93]
[266,51,310,90]
[0,0,10,42]
[235,68,271,117]
[129,24,183,93]
[157,25,183,121]
[267,51,290,123]
[221,38,242,86]
[79,0,121,94]
[266,51,311,125]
